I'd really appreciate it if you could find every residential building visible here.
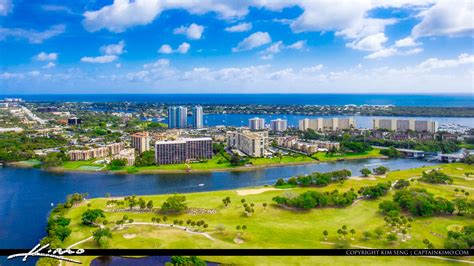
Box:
[68,117,81,125]
[373,118,438,133]
[298,118,355,131]
[226,130,268,157]
[192,106,204,129]
[270,118,288,132]
[113,148,136,166]
[130,131,150,154]
[68,143,125,161]
[168,106,188,129]
[249,117,265,131]
[155,137,212,165]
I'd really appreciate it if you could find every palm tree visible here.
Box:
[263,203,267,211]
[323,230,328,241]
[350,229,356,240]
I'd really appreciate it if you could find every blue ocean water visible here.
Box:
[1,93,472,107]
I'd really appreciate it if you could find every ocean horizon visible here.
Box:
[1,93,473,107]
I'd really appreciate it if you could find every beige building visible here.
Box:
[68,143,125,161]
[298,118,355,131]
[131,131,150,154]
[373,118,438,133]
[113,148,136,166]
[227,130,269,157]
[155,137,213,165]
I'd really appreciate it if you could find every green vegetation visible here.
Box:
[0,132,67,162]
[380,147,401,158]
[358,182,391,199]
[444,225,474,249]
[160,195,188,214]
[43,163,474,265]
[273,189,358,209]
[274,169,352,187]
[420,170,453,184]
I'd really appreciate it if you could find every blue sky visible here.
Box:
[0,0,473,94]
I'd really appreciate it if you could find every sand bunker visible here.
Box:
[236,187,281,196]
[123,233,136,239]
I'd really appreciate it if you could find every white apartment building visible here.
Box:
[226,130,269,157]
[298,118,355,131]
[373,118,438,133]
[270,118,288,132]
[249,117,265,131]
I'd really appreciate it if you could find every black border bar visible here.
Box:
[0,249,472,256]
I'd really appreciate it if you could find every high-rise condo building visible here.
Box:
[270,119,288,132]
[130,131,150,154]
[249,117,265,130]
[155,137,212,165]
[373,118,438,133]
[168,106,188,129]
[226,130,268,157]
[298,118,355,131]
[192,106,203,129]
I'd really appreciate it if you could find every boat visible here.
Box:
[198,183,204,187]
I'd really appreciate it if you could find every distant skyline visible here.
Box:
[0,0,473,94]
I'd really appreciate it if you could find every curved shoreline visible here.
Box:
[6,155,388,175]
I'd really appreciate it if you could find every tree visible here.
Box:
[109,159,126,169]
[169,256,206,266]
[393,179,410,190]
[362,231,372,241]
[275,178,286,186]
[160,195,188,214]
[350,229,356,240]
[42,152,67,167]
[93,228,112,247]
[360,168,371,177]
[146,200,153,210]
[263,202,267,211]
[420,170,453,184]
[387,233,398,243]
[134,150,156,167]
[374,227,384,239]
[380,147,401,158]
[323,230,329,241]
[373,166,389,175]
[222,197,231,207]
[81,209,105,226]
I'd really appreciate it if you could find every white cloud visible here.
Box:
[302,64,324,73]
[412,0,474,38]
[158,44,173,54]
[364,48,397,59]
[417,53,474,70]
[116,63,122,68]
[35,52,58,61]
[80,55,118,63]
[42,62,56,69]
[173,23,204,40]
[232,31,271,52]
[100,40,126,55]
[83,0,163,32]
[143,59,170,69]
[158,43,191,54]
[346,33,388,51]
[177,42,190,54]
[394,37,420,47]
[365,47,423,59]
[0,24,65,43]
[225,22,252,32]
[0,0,13,16]
[260,40,306,59]
[28,70,41,77]
[287,40,306,50]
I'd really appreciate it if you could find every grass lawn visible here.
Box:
[59,163,474,265]
[12,159,42,167]
[62,160,104,170]
[311,148,383,161]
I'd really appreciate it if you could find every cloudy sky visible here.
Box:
[0,0,473,94]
